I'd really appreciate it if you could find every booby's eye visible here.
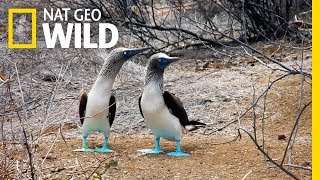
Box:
[123,51,127,55]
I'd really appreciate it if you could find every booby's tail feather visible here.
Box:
[189,121,206,126]
[185,121,206,131]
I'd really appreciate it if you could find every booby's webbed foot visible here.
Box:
[73,136,94,152]
[167,140,190,157]
[95,147,113,153]
[138,149,163,154]
[138,137,163,154]
[167,151,190,157]
[73,148,95,152]
[93,137,114,153]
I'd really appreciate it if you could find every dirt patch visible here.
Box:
[33,135,311,179]
[21,70,311,179]
[0,42,311,179]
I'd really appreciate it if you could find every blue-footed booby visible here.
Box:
[138,53,206,156]
[74,47,149,153]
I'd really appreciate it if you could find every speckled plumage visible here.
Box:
[144,54,165,87]
[99,48,127,79]
[138,53,206,156]
[141,53,184,141]
[83,48,129,139]
[75,47,149,153]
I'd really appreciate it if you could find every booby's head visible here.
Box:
[109,47,150,61]
[147,53,179,70]
[100,47,149,78]
[145,53,179,85]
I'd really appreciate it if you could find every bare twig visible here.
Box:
[280,101,312,165]
[287,37,306,164]
[239,128,299,180]
[13,63,35,179]
[241,170,252,180]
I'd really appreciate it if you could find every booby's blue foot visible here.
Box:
[73,136,94,152]
[138,149,163,154]
[94,137,113,153]
[138,137,163,154]
[167,140,190,157]
[167,151,190,156]
[95,147,113,153]
[73,147,95,152]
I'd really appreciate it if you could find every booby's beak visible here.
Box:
[129,47,150,54]
[164,56,179,63]
[158,56,180,69]
[162,56,180,65]
[124,47,150,60]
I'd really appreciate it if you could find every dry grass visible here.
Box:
[2,47,311,179]
[0,0,311,177]
[0,40,311,179]
[32,135,311,179]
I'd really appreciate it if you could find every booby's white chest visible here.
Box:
[82,77,114,136]
[141,83,184,141]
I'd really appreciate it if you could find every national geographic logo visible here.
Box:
[8,8,37,48]
[7,8,119,49]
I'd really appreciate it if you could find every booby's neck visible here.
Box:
[91,56,124,93]
[99,54,125,79]
[90,76,114,97]
[144,68,164,92]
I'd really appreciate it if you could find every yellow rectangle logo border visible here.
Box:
[8,8,37,49]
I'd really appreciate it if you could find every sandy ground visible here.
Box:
[34,135,311,180]
[33,68,311,179]
[0,0,312,178]
[0,42,311,179]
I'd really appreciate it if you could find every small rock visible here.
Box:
[222,97,231,102]
[92,172,102,180]
[302,161,311,166]
[200,99,213,104]
[50,167,65,173]
[39,70,64,82]
[278,134,286,140]
[106,159,118,169]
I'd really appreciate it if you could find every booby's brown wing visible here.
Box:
[79,92,88,125]
[109,95,116,126]
[163,91,189,127]
[138,95,144,118]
